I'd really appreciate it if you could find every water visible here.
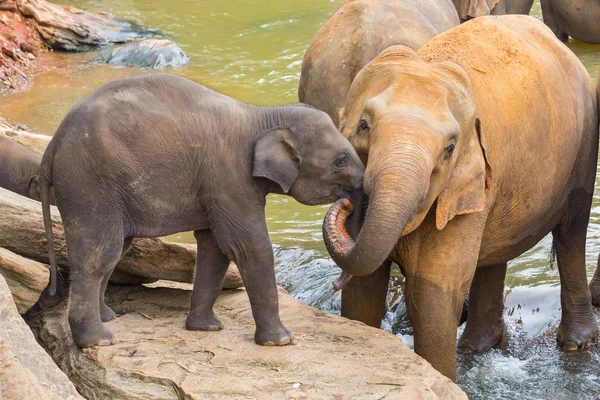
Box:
[1,1,600,398]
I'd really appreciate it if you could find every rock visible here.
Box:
[14,0,157,51]
[0,118,51,155]
[102,39,190,69]
[0,247,48,312]
[0,187,244,294]
[0,274,84,399]
[24,282,467,399]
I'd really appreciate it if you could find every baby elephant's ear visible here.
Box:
[252,128,301,193]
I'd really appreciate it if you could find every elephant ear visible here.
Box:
[436,117,492,230]
[252,128,301,193]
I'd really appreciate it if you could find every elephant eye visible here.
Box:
[333,152,349,169]
[444,143,455,160]
[358,119,369,132]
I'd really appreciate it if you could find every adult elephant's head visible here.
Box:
[452,0,501,21]
[323,45,492,288]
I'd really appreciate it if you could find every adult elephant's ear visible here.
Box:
[436,117,492,230]
[252,128,301,193]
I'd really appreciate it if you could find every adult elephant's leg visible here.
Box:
[186,230,230,331]
[99,236,133,322]
[589,253,600,306]
[458,263,507,353]
[341,260,391,328]
[66,218,124,347]
[553,191,599,350]
[540,0,569,41]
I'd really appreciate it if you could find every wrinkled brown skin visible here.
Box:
[323,16,599,380]
[590,74,600,306]
[453,0,533,21]
[39,73,364,348]
[540,0,600,44]
[0,135,55,204]
[298,0,459,127]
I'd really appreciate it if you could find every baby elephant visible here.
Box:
[0,135,49,202]
[39,73,364,348]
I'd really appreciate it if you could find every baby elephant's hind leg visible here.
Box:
[553,189,599,350]
[99,237,134,322]
[66,222,125,347]
[186,230,230,331]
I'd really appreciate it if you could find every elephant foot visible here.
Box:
[557,320,599,351]
[100,304,118,322]
[71,323,115,348]
[458,321,505,354]
[186,311,224,331]
[255,323,294,346]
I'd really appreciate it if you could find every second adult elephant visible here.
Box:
[540,0,600,44]
[298,0,459,127]
[323,16,599,380]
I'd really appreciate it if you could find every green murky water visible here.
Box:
[1,1,600,398]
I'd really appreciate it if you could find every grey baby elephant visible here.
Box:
[39,73,364,348]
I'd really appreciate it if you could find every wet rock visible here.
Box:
[0,274,84,399]
[24,281,467,399]
[0,247,48,313]
[15,0,157,51]
[102,39,190,69]
[0,187,244,289]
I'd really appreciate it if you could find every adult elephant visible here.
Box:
[323,16,599,380]
[540,0,600,44]
[453,0,533,21]
[298,0,459,127]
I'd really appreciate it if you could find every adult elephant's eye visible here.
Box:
[333,152,349,169]
[444,143,455,160]
[358,119,369,132]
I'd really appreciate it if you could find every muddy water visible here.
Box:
[1,1,600,398]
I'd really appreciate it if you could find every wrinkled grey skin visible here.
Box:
[39,73,364,348]
[453,0,533,21]
[0,135,55,203]
[298,0,459,127]
[540,0,600,44]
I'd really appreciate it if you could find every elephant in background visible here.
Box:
[323,16,599,380]
[298,0,459,127]
[0,135,54,204]
[453,0,533,21]
[540,0,600,44]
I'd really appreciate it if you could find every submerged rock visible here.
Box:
[24,282,467,399]
[0,274,84,400]
[103,39,190,69]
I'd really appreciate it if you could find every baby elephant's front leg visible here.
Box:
[186,229,230,331]
[237,240,293,346]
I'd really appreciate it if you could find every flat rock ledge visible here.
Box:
[25,282,467,399]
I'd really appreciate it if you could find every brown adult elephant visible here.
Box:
[453,0,533,21]
[298,0,459,127]
[540,0,600,44]
[322,16,599,380]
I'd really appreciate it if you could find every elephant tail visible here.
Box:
[39,158,60,298]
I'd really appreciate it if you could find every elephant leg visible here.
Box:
[99,237,133,322]
[405,275,469,381]
[540,0,569,42]
[66,220,124,347]
[458,263,507,353]
[186,230,230,331]
[589,253,600,307]
[552,194,599,350]
[341,260,391,328]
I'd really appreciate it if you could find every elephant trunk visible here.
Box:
[324,143,432,286]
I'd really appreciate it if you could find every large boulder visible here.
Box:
[24,281,467,399]
[0,274,84,400]
[101,39,190,69]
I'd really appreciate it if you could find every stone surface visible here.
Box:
[15,0,156,51]
[25,281,467,399]
[0,274,84,400]
[0,117,50,155]
[0,246,48,312]
[102,39,190,69]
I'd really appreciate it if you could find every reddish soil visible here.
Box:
[0,1,44,92]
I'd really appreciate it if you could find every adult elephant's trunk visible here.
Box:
[324,143,432,286]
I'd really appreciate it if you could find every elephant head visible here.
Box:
[323,45,491,287]
[452,0,502,20]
